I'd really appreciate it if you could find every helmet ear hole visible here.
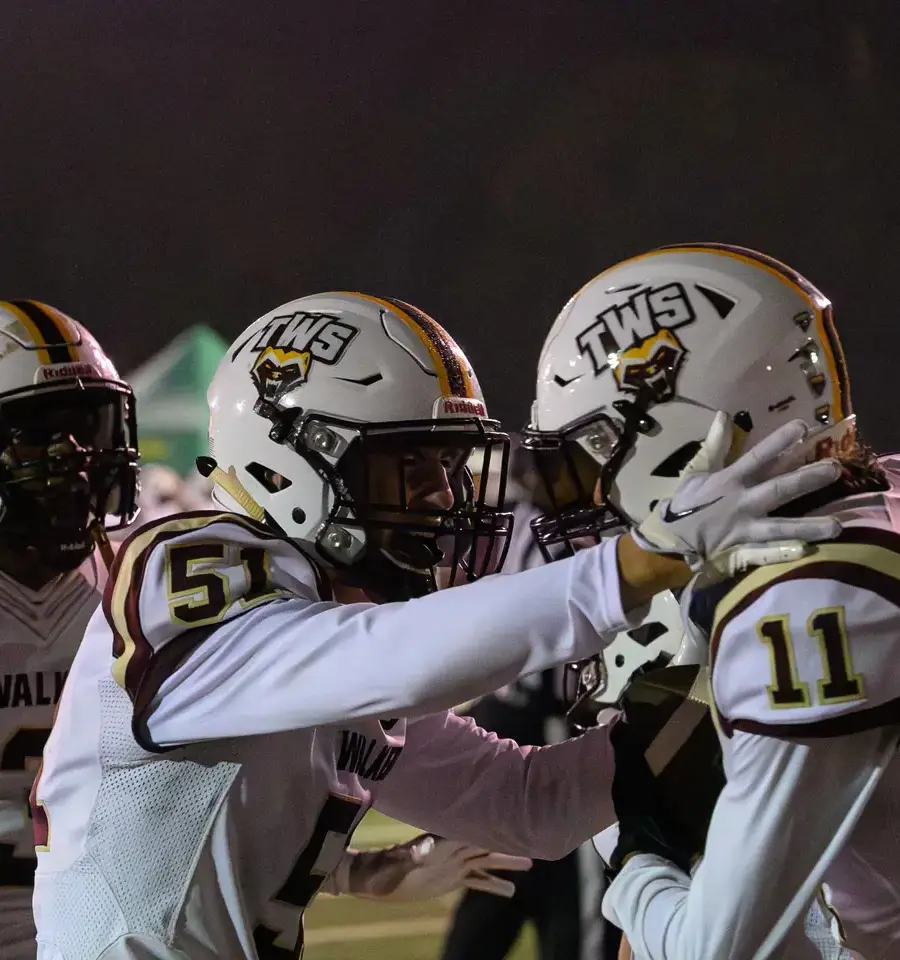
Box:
[245,461,292,493]
[651,441,703,478]
[627,620,671,647]
[733,410,754,432]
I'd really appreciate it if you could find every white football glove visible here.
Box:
[332,834,532,902]
[633,413,842,574]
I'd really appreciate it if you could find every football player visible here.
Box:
[525,245,897,958]
[0,300,528,959]
[0,301,140,959]
[32,293,840,960]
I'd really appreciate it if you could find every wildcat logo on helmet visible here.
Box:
[575,282,696,401]
[251,348,313,401]
[232,311,359,401]
[612,328,688,402]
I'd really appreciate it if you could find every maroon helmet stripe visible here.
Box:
[381,296,469,397]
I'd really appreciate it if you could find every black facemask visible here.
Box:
[252,402,513,600]
[0,380,140,574]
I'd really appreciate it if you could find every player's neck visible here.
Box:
[0,547,67,592]
[331,579,379,604]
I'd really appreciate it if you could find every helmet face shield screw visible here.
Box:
[309,426,337,455]
[326,527,351,552]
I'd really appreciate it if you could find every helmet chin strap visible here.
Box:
[90,521,116,572]
[379,539,441,576]
[340,547,437,602]
[197,456,267,522]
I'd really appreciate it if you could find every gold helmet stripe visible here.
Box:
[0,300,80,365]
[346,293,475,399]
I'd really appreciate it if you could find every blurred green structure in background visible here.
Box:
[127,325,228,475]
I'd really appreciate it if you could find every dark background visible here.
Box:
[2,1,898,444]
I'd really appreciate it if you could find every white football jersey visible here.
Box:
[33,510,636,959]
[604,458,900,960]
[0,559,106,960]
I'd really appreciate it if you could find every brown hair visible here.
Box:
[774,433,888,519]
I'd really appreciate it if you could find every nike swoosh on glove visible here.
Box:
[337,834,532,902]
[633,412,842,574]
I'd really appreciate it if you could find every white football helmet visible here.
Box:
[205,293,511,599]
[0,300,139,571]
[564,588,687,723]
[524,243,854,549]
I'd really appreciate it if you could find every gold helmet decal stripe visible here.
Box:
[1,300,80,365]
[349,293,474,399]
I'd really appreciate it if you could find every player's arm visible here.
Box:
[319,834,531,901]
[110,514,663,750]
[373,709,617,861]
[603,532,900,959]
[603,726,890,959]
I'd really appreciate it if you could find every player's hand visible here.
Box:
[633,413,842,574]
[340,834,532,901]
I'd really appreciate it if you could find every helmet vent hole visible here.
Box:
[246,461,292,493]
[694,284,738,319]
[614,654,626,668]
[733,410,754,432]
[650,441,703,478]
[626,621,669,647]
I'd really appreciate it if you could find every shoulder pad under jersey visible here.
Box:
[103,510,328,702]
[710,526,900,738]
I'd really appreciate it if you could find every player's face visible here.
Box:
[366,444,465,519]
[1,407,102,519]
[0,392,138,586]
[0,432,94,587]
[342,441,468,567]
[533,439,603,512]
[336,430,509,594]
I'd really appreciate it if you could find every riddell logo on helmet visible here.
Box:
[435,396,486,419]
[575,282,698,400]
[812,421,856,462]
[35,362,99,383]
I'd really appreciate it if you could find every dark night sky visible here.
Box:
[2,1,899,445]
